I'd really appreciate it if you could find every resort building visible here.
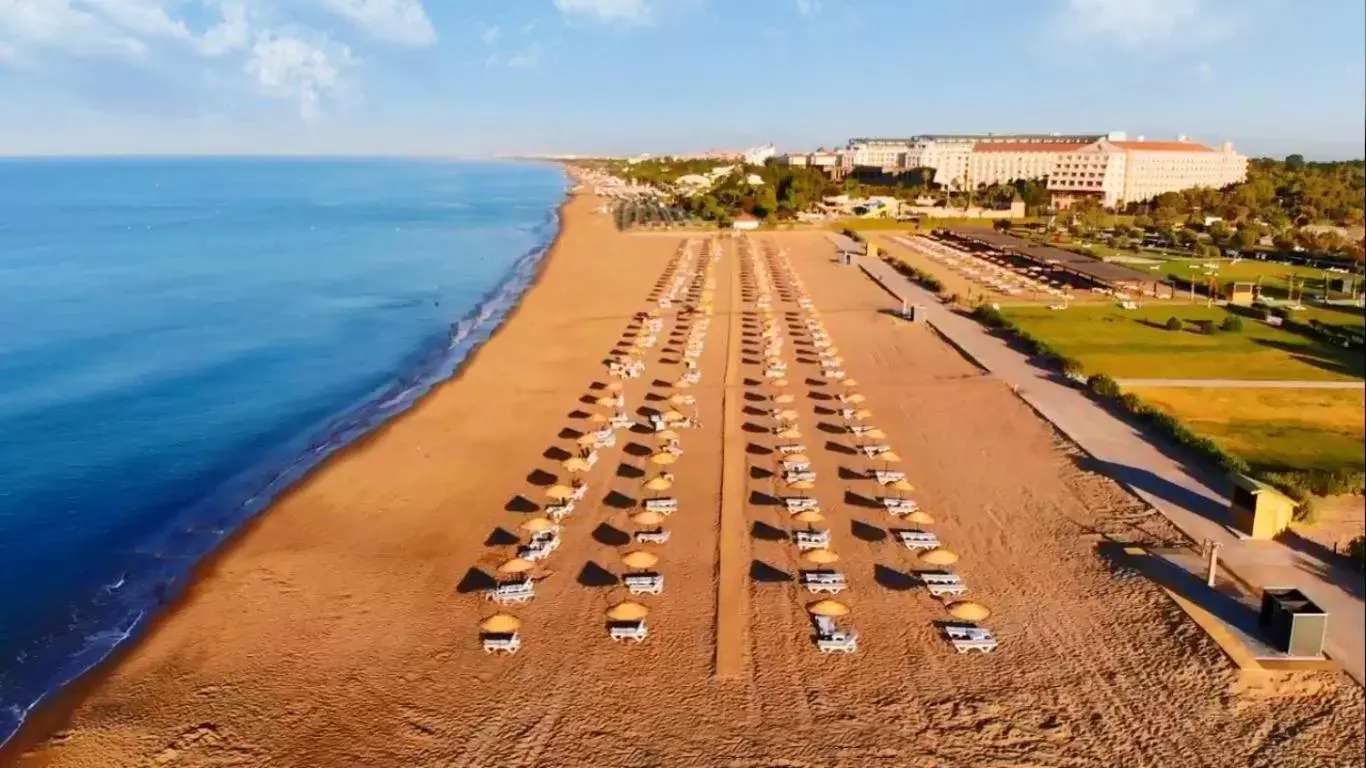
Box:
[1047,137,1248,208]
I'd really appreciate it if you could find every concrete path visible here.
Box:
[1117,378,1365,389]
[859,257,1366,684]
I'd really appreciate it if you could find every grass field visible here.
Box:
[1001,305,1366,381]
[1131,387,1366,474]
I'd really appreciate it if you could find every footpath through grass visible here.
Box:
[1131,387,1366,475]
[1001,304,1365,381]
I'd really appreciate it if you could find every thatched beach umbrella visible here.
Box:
[806,599,849,617]
[631,510,665,526]
[803,549,840,565]
[481,613,521,633]
[562,456,592,473]
[863,428,887,441]
[606,381,624,392]
[774,394,796,404]
[662,410,686,422]
[920,548,959,566]
[498,558,536,574]
[906,509,935,525]
[777,409,799,420]
[841,379,859,388]
[842,393,867,404]
[576,434,599,447]
[655,429,680,441]
[947,601,992,621]
[589,412,609,424]
[546,484,575,500]
[520,517,557,532]
[788,479,815,490]
[853,409,872,420]
[649,451,678,466]
[621,550,659,570]
[643,475,673,492]
[792,510,825,524]
[607,601,649,621]
[668,394,692,405]
[674,379,692,389]
[783,453,810,464]
[771,378,789,388]
[595,396,617,407]
[777,428,802,440]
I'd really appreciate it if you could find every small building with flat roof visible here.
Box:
[1228,473,1296,540]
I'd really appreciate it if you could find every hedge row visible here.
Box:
[883,256,945,294]
[1349,535,1365,570]
[971,305,1085,378]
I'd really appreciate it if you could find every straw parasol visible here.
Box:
[631,510,665,526]
[841,379,859,387]
[803,549,840,565]
[825,346,839,355]
[947,601,992,621]
[880,451,903,466]
[919,548,959,565]
[792,510,825,524]
[562,456,591,472]
[589,412,608,423]
[656,429,680,441]
[783,453,810,464]
[498,558,536,574]
[669,394,691,405]
[621,550,659,570]
[843,393,867,404]
[662,410,686,422]
[853,409,873,420]
[607,601,649,621]
[891,479,915,493]
[777,428,802,439]
[806,599,850,617]
[643,475,673,492]
[674,380,692,389]
[771,379,789,388]
[863,428,888,441]
[576,434,598,447]
[480,613,521,633]
[546,484,575,500]
[520,517,557,532]
[649,452,679,466]
[606,381,624,392]
[788,479,815,490]
[774,393,796,404]
[595,396,617,406]
[777,409,799,420]
[906,509,935,525]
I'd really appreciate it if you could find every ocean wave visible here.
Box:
[0,189,566,749]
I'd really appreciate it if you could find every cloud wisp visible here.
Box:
[1056,0,1234,50]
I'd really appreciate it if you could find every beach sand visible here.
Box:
[8,195,1363,768]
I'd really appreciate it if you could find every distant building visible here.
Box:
[743,143,777,165]
[1048,137,1247,208]
[732,213,761,230]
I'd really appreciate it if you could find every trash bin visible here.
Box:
[1259,587,1327,657]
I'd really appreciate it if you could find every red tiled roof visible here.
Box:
[972,141,1093,153]
[1112,140,1214,152]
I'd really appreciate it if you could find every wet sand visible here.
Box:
[8,208,1363,768]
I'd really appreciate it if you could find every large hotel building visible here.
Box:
[783,131,1247,209]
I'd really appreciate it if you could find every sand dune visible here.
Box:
[9,192,1363,768]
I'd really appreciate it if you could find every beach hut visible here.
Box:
[1258,588,1328,657]
[1228,473,1296,540]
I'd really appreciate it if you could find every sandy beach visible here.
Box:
[7,191,1364,768]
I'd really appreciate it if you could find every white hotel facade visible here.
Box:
[813,131,1248,209]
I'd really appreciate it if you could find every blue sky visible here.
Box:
[1,0,1363,158]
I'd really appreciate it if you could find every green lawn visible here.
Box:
[1132,387,1365,474]
[1002,304,1365,381]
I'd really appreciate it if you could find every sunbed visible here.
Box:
[485,579,535,605]
[801,569,848,594]
[482,631,522,654]
[643,497,679,515]
[919,571,967,596]
[634,528,671,544]
[942,623,998,653]
[623,572,665,595]
[609,620,649,643]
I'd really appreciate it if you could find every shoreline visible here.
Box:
[0,170,578,761]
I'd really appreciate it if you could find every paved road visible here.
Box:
[1117,378,1365,389]
[859,257,1366,684]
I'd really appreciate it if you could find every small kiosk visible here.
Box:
[1228,473,1296,540]
[1259,587,1328,657]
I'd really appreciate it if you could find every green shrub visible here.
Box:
[1061,357,1086,379]
[1119,392,1146,413]
[971,305,1008,328]
[1348,536,1365,569]
[1219,315,1244,332]
[1087,373,1121,398]
[1165,316,1183,331]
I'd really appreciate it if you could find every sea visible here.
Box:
[0,157,567,745]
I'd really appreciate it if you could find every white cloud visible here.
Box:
[199,1,249,56]
[245,31,352,119]
[316,0,435,46]
[1197,61,1212,81]
[480,24,500,45]
[1058,0,1232,49]
[505,42,539,68]
[796,0,821,17]
[554,0,652,25]
[84,0,191,41]
[0,0,148,57]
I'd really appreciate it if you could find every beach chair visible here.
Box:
[873,470,907,486]
[570,482,589,502]
[816,627,858,654]
[763,366,786,379]
[883,498,919,517]
[920,571,967,597]
[634,527,671,544]
[783,496,819,513]
[485,579,535,605]
[623,572,665,595]
[672,394,696,406]
[793,529,831,551]
[609,620,649,643]
[942,624,998,653]
[823,369,847,380]
[519,531,560,561]
[781,458,811,473]
[643,497,679,515]
[482,631,522,655]
[546,501,575,522]
[801,569,848,594]
[597,425,622,445]
[848,424,877,437]
[777,444,808,457]
[860,443,892,458]
[681,370,702,385]
[783,469,817,484]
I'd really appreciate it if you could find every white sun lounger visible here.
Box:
[623,572,664,595]
[763,367,786,379]
[485,579,535,605]
[546,501,575,522]
[671,394,696,406]
[609,619,649,643]
[860,443,892,457]
[681,370,701,384]
[781,458,811,473]
[883,497,919,516]
[817,628,858,654]
[643,497,679,515]
[634,528,671,544]
[801,569,848,594]
[942,624,998,653]
[482,631,522,654]
[777,444,808,456]
[570,483,589,501]
[873,470,907,485]
[606,415,631,432]
[783,469,816,484]
[848,424,877,437]
[823,369,846,380]
[793,529,830,551]
[577,451,599,470]
[920,571,967,596]
[783,496,819,513]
